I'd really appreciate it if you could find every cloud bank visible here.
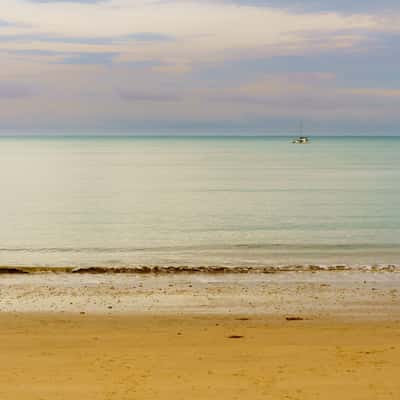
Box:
[0,0,399,134]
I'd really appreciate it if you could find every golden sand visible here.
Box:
[0,313,399,400]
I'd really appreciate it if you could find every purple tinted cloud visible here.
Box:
[28,0,106,3]
[5,49,118,65]
[0,19,13,27]
[0,83,33,99]
[118,90,181,102]
[0,32,174,45]
[227,0,400,13]
[58,52,117,65]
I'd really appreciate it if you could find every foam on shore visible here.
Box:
[1,264,400,275]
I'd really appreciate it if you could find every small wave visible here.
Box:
[0,267,29,274]
[1,243,400,253]
[0,264,399,274]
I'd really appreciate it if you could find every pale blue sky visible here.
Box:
[0,0,399,134]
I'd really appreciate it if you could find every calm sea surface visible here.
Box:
[1,136,400,268]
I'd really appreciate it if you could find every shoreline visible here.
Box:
[1,264,400,274]
[1,270,399,319]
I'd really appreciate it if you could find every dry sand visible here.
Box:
[1,314,400,400]
[0,271,400,399]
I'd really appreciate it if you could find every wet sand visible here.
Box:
[1,271,400,399]
[0,271,400,318]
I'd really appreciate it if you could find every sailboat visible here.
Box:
[292,121,309,144]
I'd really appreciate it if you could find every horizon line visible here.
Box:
[0,134,400,138]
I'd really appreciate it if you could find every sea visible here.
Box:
[1,136,400,270]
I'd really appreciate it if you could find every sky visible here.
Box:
[0,0,400,134]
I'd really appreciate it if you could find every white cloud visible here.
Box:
[0,0,384,61]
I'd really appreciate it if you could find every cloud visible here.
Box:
[225,0,400,14]
[193,29,400,90]
[0,32,174,45]
[0,82,33,99]
[342,88,400,98]
[124,33,174,42]
[56,52,117,65]
[119,59,163,68]
[118,89,181,102]
[28,0,106,3]
[8,49,62,56]
[7,49,170,67]
[5,48,118,65]
[0,0,399,134]
[0,1,378,53]
[0,19,20,27]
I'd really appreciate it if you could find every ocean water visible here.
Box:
[1,136,400,269]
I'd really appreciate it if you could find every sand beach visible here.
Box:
[0,270,399,399]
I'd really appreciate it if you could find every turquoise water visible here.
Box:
[1,136,400,268]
